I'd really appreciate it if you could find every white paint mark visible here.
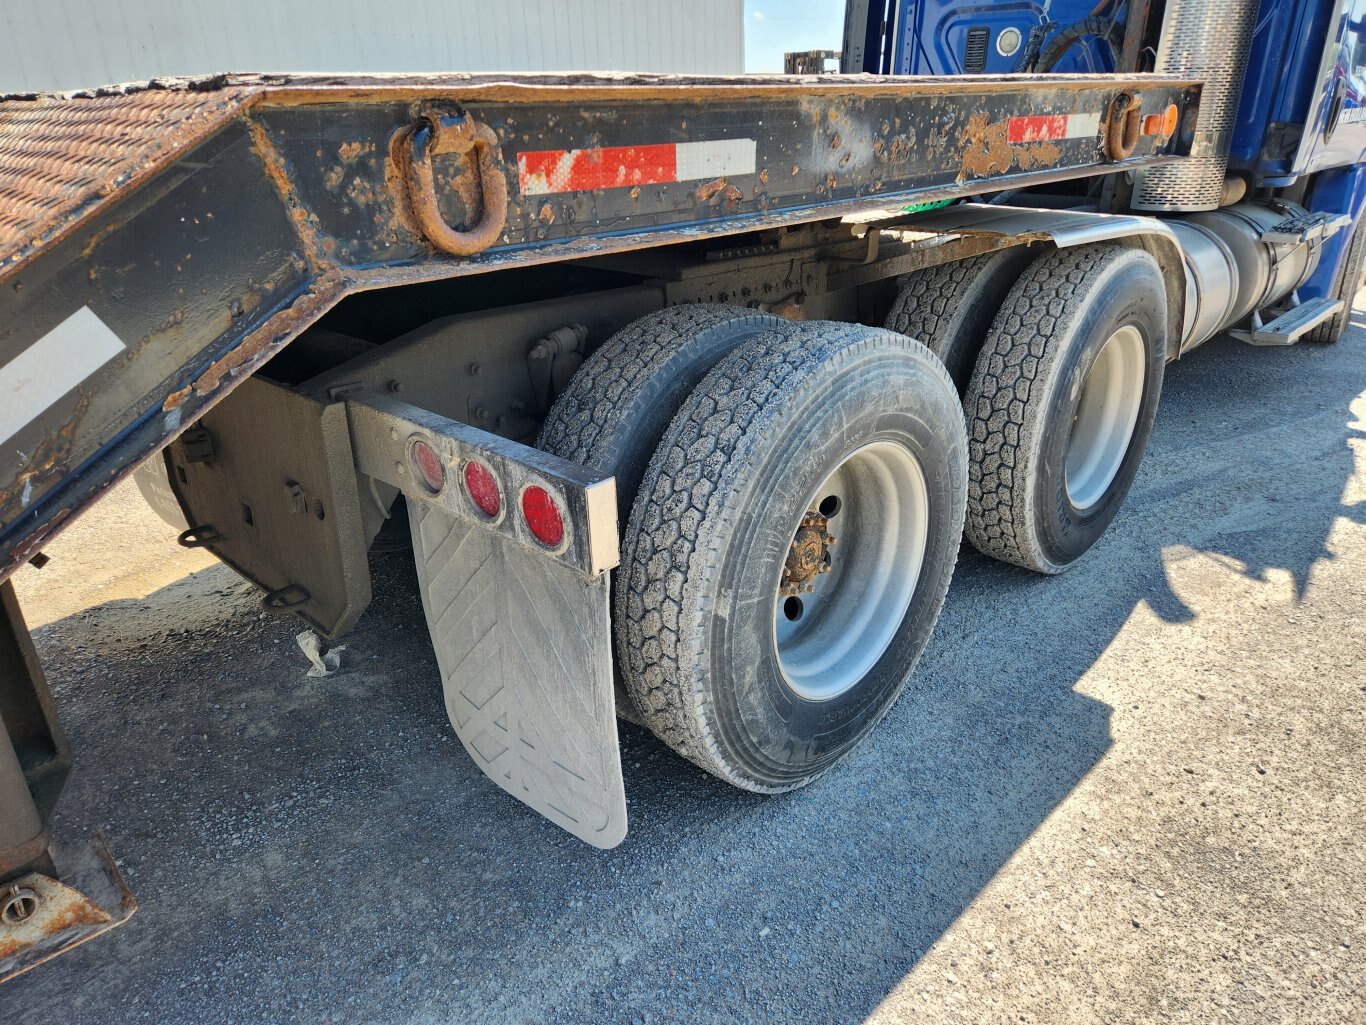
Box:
[0,306,125,448]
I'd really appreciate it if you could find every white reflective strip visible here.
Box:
[0,306,125,446]
[1066,112,1102,138]
[674,138,757,181]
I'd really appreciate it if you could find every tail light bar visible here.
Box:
[345,391,617,577]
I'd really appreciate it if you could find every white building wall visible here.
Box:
[0,0,745,93]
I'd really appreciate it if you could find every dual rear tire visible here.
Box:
[960,245,1167,573]
[889,243,1167,574]
[543,311,967,791]
[542,241,1167,789]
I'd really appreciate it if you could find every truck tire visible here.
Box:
[619,322,967,791]
[963,245,1166,574]
[539,304,783,720]
[1304,213,1366,344]
[884,247,1035,393]
[539,304,783,512]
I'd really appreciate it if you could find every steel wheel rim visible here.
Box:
[1065,324,1146,511]
[773,441,929,702]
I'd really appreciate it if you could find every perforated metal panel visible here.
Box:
[1132,0,1257,211]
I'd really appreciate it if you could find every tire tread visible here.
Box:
[964,244,1143,573]
[620,322,962,789]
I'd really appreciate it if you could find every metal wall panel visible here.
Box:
[0,0,744,93]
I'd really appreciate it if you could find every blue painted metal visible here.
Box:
[1227,1,1333,176]
[1300,163,1366,299]
[871,0,1366,299]
[1245,1,1366,296]
[1285,2,1366,178]
[888,0,1121,76]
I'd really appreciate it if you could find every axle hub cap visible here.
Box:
[781,514,836,595]
[772,441,930,702]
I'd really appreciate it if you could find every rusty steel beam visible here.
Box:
[0,72,1201,580]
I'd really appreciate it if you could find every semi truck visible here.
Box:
[2,0,1364,978]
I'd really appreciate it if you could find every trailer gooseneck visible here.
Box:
[2,0,1365,978]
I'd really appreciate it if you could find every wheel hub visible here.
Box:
[773,441,930,702]
[780,513,836,595]
[1064,324,1146,511]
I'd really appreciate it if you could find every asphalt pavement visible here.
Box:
[3,319,1364,1025]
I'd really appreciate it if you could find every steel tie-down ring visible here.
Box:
[1104,90,1143,162]
[177,524,222,548]
[402,111,509,257]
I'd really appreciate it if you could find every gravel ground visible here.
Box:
[2,321,1364,1025]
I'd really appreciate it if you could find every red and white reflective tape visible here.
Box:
[518,138,757,196]
[1005,112,1102,145]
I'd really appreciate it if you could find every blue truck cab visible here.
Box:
[847,0,1366,306]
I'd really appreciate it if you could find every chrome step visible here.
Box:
[1229,296,1344,346]
[1260,211,1352,244]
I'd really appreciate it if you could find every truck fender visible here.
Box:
[898,204,1189,361]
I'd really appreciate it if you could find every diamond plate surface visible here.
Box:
[410,501,626,848]
[0,86,258,277]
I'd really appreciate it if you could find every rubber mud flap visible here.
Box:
[409,502,626,848]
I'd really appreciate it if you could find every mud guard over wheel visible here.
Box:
[410,504,626,848]
[347,391,626,848]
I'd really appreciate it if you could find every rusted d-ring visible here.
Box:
[402,111,509,257]
[1104,90,1143,162]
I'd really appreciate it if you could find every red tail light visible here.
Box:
[463,460,501,518]
[521,485,564,548]
[411,439,445,493]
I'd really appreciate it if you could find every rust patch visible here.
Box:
[245,116,334,270]
[957,113,1014,182]
[0,86,264,282]
[164,269,345,410]
[0,390,90,514]
[1014,140,1063,170]
[338,139,371,163]
[695,177,729,202]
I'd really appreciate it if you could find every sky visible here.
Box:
[744,0,848,72]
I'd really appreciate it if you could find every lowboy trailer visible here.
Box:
[2,0,1364,978]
